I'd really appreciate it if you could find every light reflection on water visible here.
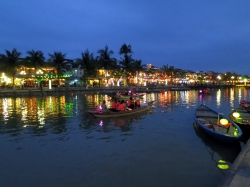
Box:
[1,88,250,187]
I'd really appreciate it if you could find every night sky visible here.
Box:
[1,0,250,75]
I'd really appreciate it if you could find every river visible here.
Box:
[0,87,249,187]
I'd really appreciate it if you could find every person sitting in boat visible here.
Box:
[134,97,140,108]
[116,100,126,111]
[111,99,118,110]
[101,100,108,112]
[126,96,135,109]
[115,100,120,110]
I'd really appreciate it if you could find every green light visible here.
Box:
[217,160,229,170]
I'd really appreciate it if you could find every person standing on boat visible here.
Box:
[101,100,108,112]
[126,96,135,109]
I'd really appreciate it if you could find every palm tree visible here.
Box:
[0,48,22,89]
[97,45,117,86]
[26,50,45,90]
[76,49,98,86]
[97,45,117,70]
[131,59,146,85]
[119,44,132,56]
[119,44,134,85]
[48,51,67,86]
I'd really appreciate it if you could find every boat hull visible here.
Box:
[88,105,151,118]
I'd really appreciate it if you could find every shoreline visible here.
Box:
[0,85,237,97]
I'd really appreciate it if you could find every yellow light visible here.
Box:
[220,118,228,125]
[233,112,240,118]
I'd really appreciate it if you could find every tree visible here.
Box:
[119,44,134,85]
[26,50,45,90]
[131,59,146,85]
[76,49,98,86]
[0,48,22,89]
[48,51,67,86]
[97,45,117,70]
[97,45,117,86]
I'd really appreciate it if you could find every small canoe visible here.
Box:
[198,88,213,94]
[239,100,250,112]
[194,104,242,143]
[229,108,250,126]
[88,101,153,118]
[112,93,145,100]
[229,108,250,142]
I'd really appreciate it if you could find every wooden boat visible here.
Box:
[194,104,242,143]
[198,88,213,94]
[229,108,250,142]
[229,108,250,126]
[239,100,250,112]
[169,87,190,91]
[88,101,153,118]
[112,93,145,100]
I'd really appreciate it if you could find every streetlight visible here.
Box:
[231,76,234,85]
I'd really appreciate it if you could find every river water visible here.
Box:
[0,87,250,187]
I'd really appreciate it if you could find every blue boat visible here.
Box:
[194,104,242,143]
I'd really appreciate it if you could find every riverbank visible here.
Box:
[0,84,236,97]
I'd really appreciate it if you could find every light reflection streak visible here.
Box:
[99,120,103,126]
[216,89,221,107]
[230,88,234,108]
[3,98,9,121]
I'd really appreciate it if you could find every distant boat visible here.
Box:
[198,88,213,94]
[169,87,190,91]
[194,104,242,143]
[239,100,250,112]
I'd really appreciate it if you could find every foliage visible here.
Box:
[48,51,67,76]
[0,48,22,89]
[76,49,98,84]
[97,45,117,70]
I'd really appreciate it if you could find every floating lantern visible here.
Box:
[220,118,228,126]
[232,112,240,118]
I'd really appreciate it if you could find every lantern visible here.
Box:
[220,118,228,126]
[232,112,240,118]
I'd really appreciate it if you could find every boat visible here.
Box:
[239,100,250,112]
[198,88,213,94]
[194,104,242,143]
[111,92,145,100]
[169,87,190,91]
[88,101,154,118]
[229,108,250,126]
[229,108,250,142]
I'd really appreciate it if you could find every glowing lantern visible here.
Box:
[232,112,240,118]
[220,118,228,125]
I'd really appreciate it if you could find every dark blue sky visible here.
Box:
[1,0,250,75]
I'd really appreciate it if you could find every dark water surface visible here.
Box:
[1,88,250,187]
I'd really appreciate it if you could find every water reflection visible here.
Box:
[1,88,250,187]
